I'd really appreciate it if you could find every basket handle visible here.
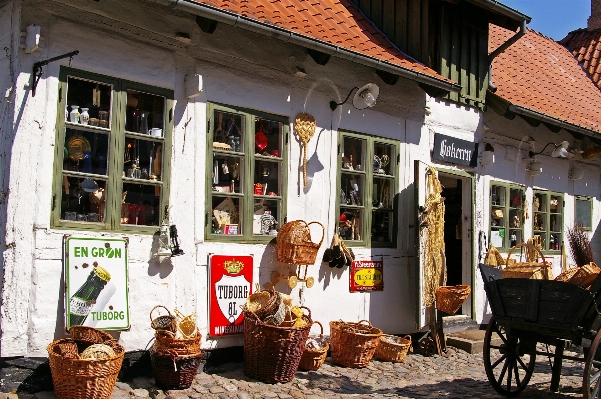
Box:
[150,305,173,323]
[300,306,312,320]
[173,308,185,321]
[506,242,549,279]
[358,319,372,327]
[310,320,324,335]
[307,221,325,247]
[404,335,412,343]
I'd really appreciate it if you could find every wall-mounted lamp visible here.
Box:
[330,83,379,111]
[528,141,569,159]
[20,24,40,54]
[480,143,495,166]
[526,160,542,176]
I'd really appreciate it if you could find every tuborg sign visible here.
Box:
[433,133,478,167]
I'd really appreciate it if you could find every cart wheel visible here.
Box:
[263,281,274,291]
[483,317,536,396]
[583,328,601,398]
[271,271,281,285]
[288,275,298,288]
[305,276,315,288]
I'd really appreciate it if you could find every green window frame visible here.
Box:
[533,190,563,252]
[52,67,173,233]
[575,195,593,231]
[336,131,399,248]
[205,103,288,242]
[490,182,525,250]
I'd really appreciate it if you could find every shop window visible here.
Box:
[575,196,592,231]
[52,68,172,232]
[533,190,563,252]
[206,103,287,241]
[337,132,399,247]
[490,183,525,250]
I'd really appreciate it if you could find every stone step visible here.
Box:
[446,329,501,354]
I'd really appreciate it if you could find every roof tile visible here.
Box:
[561,27,601,90]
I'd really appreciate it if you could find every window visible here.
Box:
[490,183,525,250]
[336,132,399,247]
[533,190,563,252]
[52,68,172,232]
[206,103,287,241]
[575,196,592,231]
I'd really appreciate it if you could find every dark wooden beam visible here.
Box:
[196,15,218,34]
[375,69,399,85]
[307,49,331,66]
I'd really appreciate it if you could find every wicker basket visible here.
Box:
[276,221,325,265]
[555,262,600,287]
[502,243,552,280]
[435,285,471,315]
[375,335,412,363]
[150,305,177,333]
[330,320,382,368]
[150,349,203,390]
[68,326,113,345]
[245,287,279,321]
[153,330,202,356]
[47,338,124,399]
[299,321,329,371]
[243,306,312,383]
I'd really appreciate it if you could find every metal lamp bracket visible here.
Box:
[32,50,79,97]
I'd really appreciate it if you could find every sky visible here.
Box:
[500,0,591,40]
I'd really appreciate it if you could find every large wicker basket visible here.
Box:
[277,220,325,265]
[555,262,600,288]
[150,349,203,390]
[375,334,412,363]
[330,320,382,368]
[243,307,312,383]
[299,321,329,371]
[47,338,124,399]
[503,243,552,280]
[435,285,471,315]
[153,330,201,356]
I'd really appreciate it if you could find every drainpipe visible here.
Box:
[488,19,527,92]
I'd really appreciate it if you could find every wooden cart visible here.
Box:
[480,264,601,398]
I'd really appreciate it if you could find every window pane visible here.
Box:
[121,183,161,226]
[373,176,393,209]
[253,198,281,235]
[126,90,165,135]
[341,172,363,206]
[339,208,363,241]
[255,118,282,157]
[509,188,522,209]
[60,176,107,223]
[372,209,393,243]
[66,77,112,129]
[576,198,592,229]
[491,185,505,206]
[124,138,164,181]
[342,137,366,171]
[254,159,280,196]
[212,154,243,194]
[374,142,394,176]
[211,196,242,235]
[213,111,244,153]
[64,129,109,176]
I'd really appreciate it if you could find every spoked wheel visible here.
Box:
[583,329,601,398]
[483,317,536,396]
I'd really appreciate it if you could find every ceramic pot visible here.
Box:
[69,105,80,123]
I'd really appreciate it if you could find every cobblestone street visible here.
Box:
[0,344,590,399]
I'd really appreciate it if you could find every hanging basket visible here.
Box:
[150,305,178,333]
[299,321,329,371]
[375,334,412,363]
[329,320,382,368]
[276,220,325,265]
[435,285,471,315]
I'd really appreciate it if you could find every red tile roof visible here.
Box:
[489,25,601,133]
[561,28,601,91]
[188,0,452,84]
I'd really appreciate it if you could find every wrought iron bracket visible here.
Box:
[32,50,79,97]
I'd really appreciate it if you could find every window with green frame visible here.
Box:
[490,183,525,250]
[533,190,563,251]
[575,195,592,231]
[336,132,399,247]
[52,68,172,232]
[206,103,287,241]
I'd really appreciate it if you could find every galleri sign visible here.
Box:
[433,133,478,167]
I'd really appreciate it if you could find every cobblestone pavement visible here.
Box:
[0,345,590,399]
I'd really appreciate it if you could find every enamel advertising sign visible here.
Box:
[350,259,384,292]
[209,255,253,337]
[64,236,130,330]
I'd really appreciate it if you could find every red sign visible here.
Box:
[209,255,253,337]
[350,260,383,292]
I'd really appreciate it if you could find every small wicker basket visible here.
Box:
[555,262,600,288]
[276,220,325,265]
[330,320,382,368]
[299,321,329,371]
[375,334,412,363]
[435,285,471,315]
[150,305,178,333]
[503,243,552,280]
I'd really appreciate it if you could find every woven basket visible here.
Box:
[276,221,325,265]
[154,330,202,356]
[150,305,177,333]
[435,285,471,315]
[47,338,124,399]
[330,320,382,368]
[174,309,198,339]
[555,262,600,288]
[80,344,116,360]
[68,326,113,345]
[375,334,412,363]
[150,349,203,390]
[299,321,329,371]
[503,243,552,279]
[243,306,312,383]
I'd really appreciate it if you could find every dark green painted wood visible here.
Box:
[408,0,422,60]
[383,0,395,38]
[396,0,408,53]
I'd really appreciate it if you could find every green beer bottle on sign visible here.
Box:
[69,265,111,327]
